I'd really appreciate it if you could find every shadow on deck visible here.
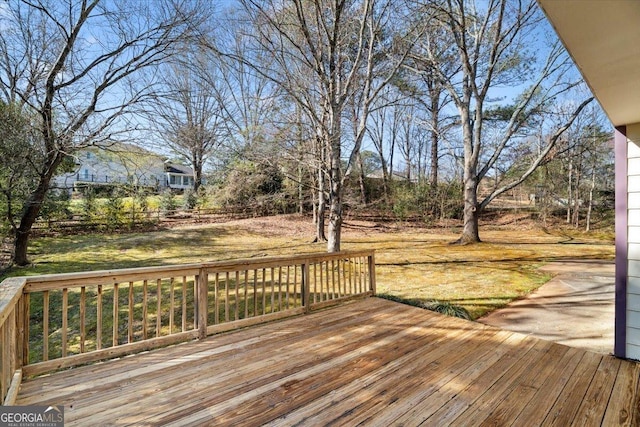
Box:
[16,298,640,426]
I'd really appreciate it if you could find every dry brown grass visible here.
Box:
[6,214,614,319]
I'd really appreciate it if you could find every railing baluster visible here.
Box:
[332,260,337,299]
[235,271,239,321]
[214,273,219,325]
[368,253,376,294]
[182,277,187,332]
[128,282,134,344]
[270,268,275,314]
[325,261,330,301]
[113,284,119,347]
[313,262,322,303]
[303,261,310,313]
[43,291,49,362]
[278,267,283,311]
[169,277,175,334]
[156,279,162,338]
[193,278,198,329]
[285,266,290,310]
[143,280,148,340]
[97,285,102,350]
[62,288,68,357]
[293,266,298,308]
[80,286,86,353]
[225,272,230,323]
[243,271,248,319]
[357,257,363,293]
[23,293,29,366]
[261,268,266,316]
[350,258,355,295]
[2,322,7,402]
[253,270,258,316]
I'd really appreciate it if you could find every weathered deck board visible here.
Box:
[15,298,640,426]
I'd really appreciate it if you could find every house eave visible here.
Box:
[538,0,640,127]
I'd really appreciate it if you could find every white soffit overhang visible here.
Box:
[538,0,640,127]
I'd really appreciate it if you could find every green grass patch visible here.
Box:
[3,216,615,322]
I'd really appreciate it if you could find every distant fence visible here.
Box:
[0,250,375,404]
[32,207,256,233]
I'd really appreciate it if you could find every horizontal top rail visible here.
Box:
[22,250,375,292]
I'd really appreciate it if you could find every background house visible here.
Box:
[53,143,196,194]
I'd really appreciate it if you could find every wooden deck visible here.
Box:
[16,298,640,426]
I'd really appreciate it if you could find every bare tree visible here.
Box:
[233,0,412,252]
[148,51,226,192]
[410,0,592,243]
[0,0,201,265]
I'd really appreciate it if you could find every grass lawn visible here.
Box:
[3,214,615,320]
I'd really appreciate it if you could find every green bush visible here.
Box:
[183,189,198,210]
[38,189,72,224]
[104,188,126,231]
[160,190,178,214]
[377,293,471,320]
[80,188,98,222]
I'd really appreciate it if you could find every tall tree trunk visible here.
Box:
[585,168,595,232]
[429,126,439,188]
[429,87,441,189]
[566,159,572,223]
[327,181,342,252]
[357,152,367,205]
[573,165,582,228]
[327,119,342,252]
[459,174,480,244]
[298,161,304,215]
[316,166,327,242]
[454,96,482,244]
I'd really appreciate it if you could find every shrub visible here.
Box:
[104,188,126,230]
[421,300,471,320]
[80,187,98,222]
[160,189,178,214]
[183,189,198,210]
[377,293,471,320]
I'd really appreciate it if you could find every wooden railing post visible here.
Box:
[302,261,310,314]
[368,253,376,295]
[198,270,208,339]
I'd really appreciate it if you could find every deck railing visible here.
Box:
[0,250,375,404]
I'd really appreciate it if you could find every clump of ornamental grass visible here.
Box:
[377,293,471,320]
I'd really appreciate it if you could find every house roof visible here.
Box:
[538,0,640,126]
[165,162,193,175]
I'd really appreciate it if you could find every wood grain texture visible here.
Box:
[15,298,640,427]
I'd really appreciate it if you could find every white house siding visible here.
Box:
[626,123,640,359]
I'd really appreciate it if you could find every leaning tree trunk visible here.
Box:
[13,148,64,266]
[14,177,51,265]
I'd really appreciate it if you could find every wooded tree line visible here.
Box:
[0,0,612,266]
